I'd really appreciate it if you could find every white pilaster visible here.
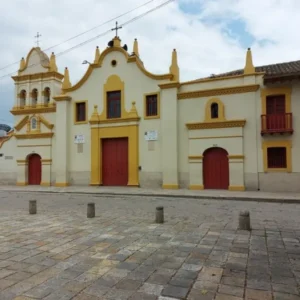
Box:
[188,158,204,190]
[54,99,70,186]
[228,157,245,191]
[160,85,179,189]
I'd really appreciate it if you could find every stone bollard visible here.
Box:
[29,200,37,215]
[155,206,164,224]
[239,210,251,230]
[87,203,95,218]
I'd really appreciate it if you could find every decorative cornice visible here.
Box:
[0,135,13,149]
[17,159,28,166]
[159,82,180,89]
[12,71,64,82]
[228,155,244,159]
[188,155,203,160]
[180,72,265,86]
[178,84,260,99]
[41,159,52,165]
[53,95,72,101]
[41,159,52,162]
[14,132,54,139]
[14,116,29,131]
[39,115,54,129]
[186,119,246,130]
[89,116,140,125]
[10,105,56,116]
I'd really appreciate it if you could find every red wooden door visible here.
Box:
[203,147,229,189]
[266,95,286,129]
[28,154,42,185]
[102,138,128,186]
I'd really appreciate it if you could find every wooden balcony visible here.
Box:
[261,113,293,135]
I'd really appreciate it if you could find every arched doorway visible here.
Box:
[28,154,42,185]
[203,147,229,189]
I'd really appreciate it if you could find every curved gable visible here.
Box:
[63,46,173,93]
[19,47,50,75]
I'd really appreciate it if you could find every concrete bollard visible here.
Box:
[155,206,164,224]
[87,203,95,218]
[239,210,251,230]
[29,200,37,215]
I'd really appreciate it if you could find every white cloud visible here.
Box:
[0,0,300,123]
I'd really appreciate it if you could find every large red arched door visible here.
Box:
[28,154,42,185]
[203,147,229,189]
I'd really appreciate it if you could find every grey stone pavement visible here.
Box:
[0,190,299,299]
[1,185,300,203]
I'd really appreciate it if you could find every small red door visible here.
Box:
[203,147,229,189]
[28,154,42,185]
[102,138,128,186]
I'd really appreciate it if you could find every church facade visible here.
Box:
[0,34,300,192]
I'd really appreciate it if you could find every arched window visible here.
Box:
[31,117,37,130]
[44,87,50,105]
[211,102,219,119]
[20,90,26,108]
[32,89,38,107]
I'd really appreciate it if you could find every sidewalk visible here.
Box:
[0,185,299,203]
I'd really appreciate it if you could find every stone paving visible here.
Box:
[0,190,299,299]
[1,185,300,203]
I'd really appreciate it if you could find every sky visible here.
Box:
[0,0,300,126]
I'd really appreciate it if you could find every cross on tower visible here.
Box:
[111,22,122,37]
[34,32,42,47]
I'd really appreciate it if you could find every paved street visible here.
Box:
[0,191,299,299]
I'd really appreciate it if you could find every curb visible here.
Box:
[2,188,300,204]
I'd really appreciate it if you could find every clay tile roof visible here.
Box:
[203,60,300,81]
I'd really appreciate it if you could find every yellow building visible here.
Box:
[0,34,299,192]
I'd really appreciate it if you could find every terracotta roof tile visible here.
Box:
[204,60,300,80]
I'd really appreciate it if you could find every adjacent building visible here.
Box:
[0,34,299,192]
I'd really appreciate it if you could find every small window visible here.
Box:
[32,89,38,106]
[267,147,287,168]
[211,102,218,119]
[76,102,86,122]
[20,90,26,107]
[44,87,50,104]
[146,94,158,117]
[107,91,121,119]
[31,118,37,130]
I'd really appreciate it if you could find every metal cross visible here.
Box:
[111,22,122,37]
[34,32,42,47]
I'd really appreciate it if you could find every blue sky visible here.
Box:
[0,0,299,126]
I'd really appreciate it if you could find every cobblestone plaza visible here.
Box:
[0,190,299,299]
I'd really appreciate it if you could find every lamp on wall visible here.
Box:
[82,60,92,65]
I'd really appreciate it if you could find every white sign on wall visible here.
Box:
[144,130,158,141]
[74,135,85,144]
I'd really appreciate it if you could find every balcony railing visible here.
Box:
[261,113,293,135]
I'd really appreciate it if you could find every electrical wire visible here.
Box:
[0,0,174,80]
[0,0,156,72]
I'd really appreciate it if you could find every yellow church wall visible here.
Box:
[12,111,56,186]
[180,75,245,92]
[178,81,259,189]
[0,137,17,185]
[65,51,166,187]
[4,41,300,192]
[256,82,300,192]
